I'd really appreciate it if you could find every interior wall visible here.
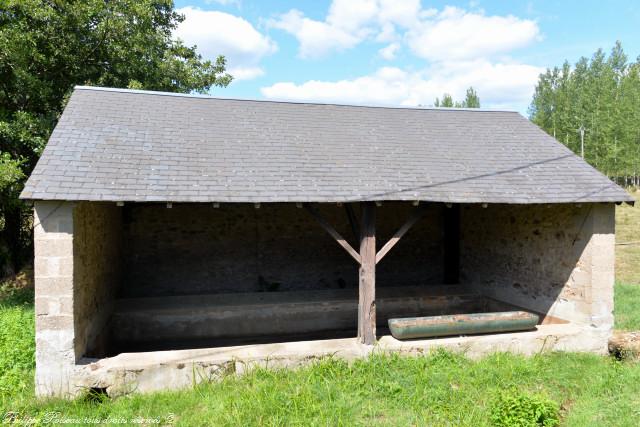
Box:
[460,203,615,324]
[73,202,123,358]
[121,202,443,297]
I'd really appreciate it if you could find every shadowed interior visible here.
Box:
[72,201,590,358]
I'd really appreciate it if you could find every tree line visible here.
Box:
[434,87,481,108]
[529,41,640,186]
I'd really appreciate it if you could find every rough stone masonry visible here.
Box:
[32,200,615,397]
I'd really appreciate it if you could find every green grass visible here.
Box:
[0,277,34,401]
[615,282,640,331]
[1,349,640,426]
[614,189,640,331]
[0,194,638,425]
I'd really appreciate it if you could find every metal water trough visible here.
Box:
[388,311,539,340]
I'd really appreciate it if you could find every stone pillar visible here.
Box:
[587,203,615,329]
[33,201,123,396]
[34,201,76,397]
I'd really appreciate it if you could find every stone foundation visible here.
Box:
[74,324,608,396]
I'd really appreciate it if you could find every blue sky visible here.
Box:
[173,0,640,113]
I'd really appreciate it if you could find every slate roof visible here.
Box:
[20,86,633,204]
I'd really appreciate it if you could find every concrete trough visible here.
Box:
[111,286,527,353]
[388,311,540,340]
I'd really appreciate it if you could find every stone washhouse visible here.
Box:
[21,86,633,397]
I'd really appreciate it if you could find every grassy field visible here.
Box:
[2,349,640,426]
[0,196,638,426]
[615,191,640,285]
[614,190,640,332]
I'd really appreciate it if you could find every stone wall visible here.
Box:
[461,203,615,328]
[73,202,122,357]
[121,202,444,297]
[34,201,122,396]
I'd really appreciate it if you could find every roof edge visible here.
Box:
[19,193,636,205]
[73,85,520,113]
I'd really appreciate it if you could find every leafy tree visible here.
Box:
[461,87,480,108]
[0,0,232,273]
[434,88,481,108]
[529,41,640,185]
[435,93,454,107]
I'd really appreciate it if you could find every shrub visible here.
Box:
[490,390,560,427]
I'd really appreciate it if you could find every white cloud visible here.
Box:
[270,0,422,58]
[326,0,379,33]
[261,67,410,105]
[261,61,543,111]
[228,66,265,81]
[379,43,400,60]
[175,7,276,80]
[407,6,540,61]
[204,0,241,7]
[265,2,543,111]
[376,0,423,28]
[375,22,397,43]
[269,9,363,58]
[270,1,539,62]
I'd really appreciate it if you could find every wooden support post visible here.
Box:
[358,202,376,345]
[443,204,460,284]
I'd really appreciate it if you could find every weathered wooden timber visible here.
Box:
[388,311,539,340]
[358,202,377,345]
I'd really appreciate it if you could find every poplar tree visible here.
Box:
[529,41,640,185]
[434,88,481,108]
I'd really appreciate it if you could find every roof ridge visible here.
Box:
[73,85,520,113]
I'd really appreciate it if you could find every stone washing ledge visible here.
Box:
[65,323,609,397]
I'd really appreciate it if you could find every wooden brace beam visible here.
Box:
[375,205,428,264]
[304,204,362,264]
